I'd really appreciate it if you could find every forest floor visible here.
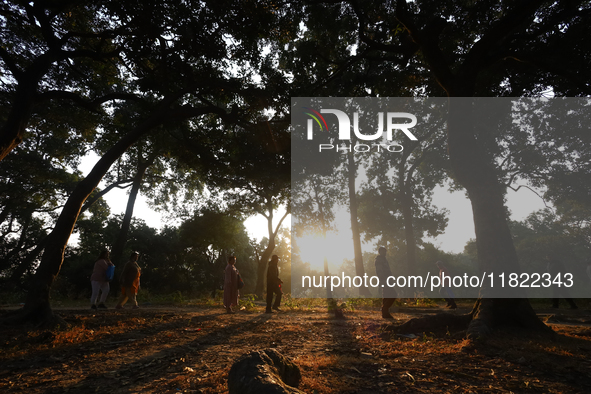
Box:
[1,300,591,393]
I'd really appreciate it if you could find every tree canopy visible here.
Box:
[1,0,590,335]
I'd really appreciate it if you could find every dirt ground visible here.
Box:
[1,301,591,393]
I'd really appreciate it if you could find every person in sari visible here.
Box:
[115,252,141,309]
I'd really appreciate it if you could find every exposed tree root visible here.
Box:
[385,299,556,343]
[390,312,473,334]
[467,298,555,340]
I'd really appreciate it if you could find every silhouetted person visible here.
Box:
[375,247,396,319]
[224,255,239,314]
[116,252,141,309]
[90,249,114,309]
[436,261,457,309]
[266,255,283,313]
[546,256,577,309]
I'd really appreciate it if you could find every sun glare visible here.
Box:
[295,231,355,272]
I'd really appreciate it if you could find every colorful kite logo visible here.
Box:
[303,107,329,133]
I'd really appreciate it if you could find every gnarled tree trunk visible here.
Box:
[447,98,552,338]
[2,110,168,327]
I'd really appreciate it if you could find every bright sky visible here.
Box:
[78,153,546,264]
[77,153,288,242]
[98,187,286,241]
[295,184,547,272]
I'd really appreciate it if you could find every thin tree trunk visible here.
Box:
[110,156,151,266]
[398,184,417,297]
[397,155,418,278]
[255,242,275,298]
[347,150,371,297]
[254,207,289,298]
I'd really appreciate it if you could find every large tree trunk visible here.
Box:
[1,110,168,327]
[385,99,553,339]
[347,150,372,297]
[447,98,552,338]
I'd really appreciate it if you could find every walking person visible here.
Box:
[90,250,114,309]
[265,255,283,313]
[116,252,141,310]
[375,246,397,319]
[436,261,457,309]
[224,255,239,314]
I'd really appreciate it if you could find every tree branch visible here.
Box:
[0,46,22,79]
[507,184,549,208]
[36,90,145,112]
[394,0,456,94]
[460,0,546,78]
[272,209,290,239]
[80,179,134,214]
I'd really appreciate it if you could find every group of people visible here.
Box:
[89,250,142,310]
[223,254,283,314]
[223,248,451,319]
[92,247,587,316]
[223,247,453,319]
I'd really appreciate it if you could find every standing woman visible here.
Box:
[223,256,239,314]
[90,250,114,309]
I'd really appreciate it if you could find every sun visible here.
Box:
[294,231,355,272]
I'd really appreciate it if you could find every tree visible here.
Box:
[288,0,591,337]
[292,174,341,299]
[0,0,135,161]
[108,145,155,267]
[0,122,92,286]
[2,0,296,326]
[358,99,449,284]
[511,204,591,294]
[345,144,373,297]
[203,117,291,298]
[385,0,589,337]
